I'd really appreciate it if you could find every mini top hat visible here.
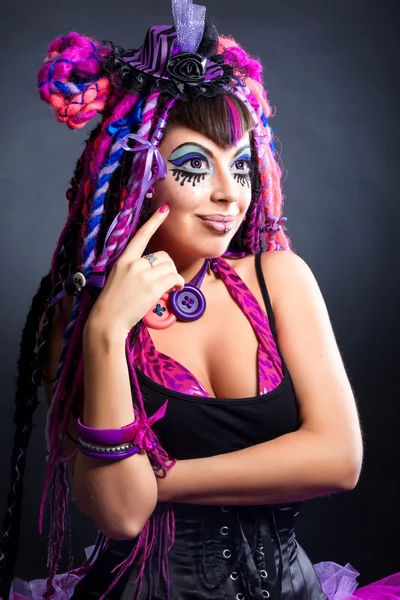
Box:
[103,0,235,98]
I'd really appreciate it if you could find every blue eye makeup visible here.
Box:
[169,152,209,170]
[231,151,252,187]
[168,144,211,186]
[231,154,251,171]
[166,143,252,188]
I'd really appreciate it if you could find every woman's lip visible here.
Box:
[199,219,235,233]
[198,215,236,223]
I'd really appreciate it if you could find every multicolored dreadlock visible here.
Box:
[0,2,293,599]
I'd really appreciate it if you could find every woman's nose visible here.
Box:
[210,171,241,204]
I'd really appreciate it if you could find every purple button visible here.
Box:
[169,285,206,322]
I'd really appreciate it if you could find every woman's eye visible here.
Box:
[189,157,206,169]
[169,153,209,171]
[234,159,250,171]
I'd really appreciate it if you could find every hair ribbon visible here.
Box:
[172,0,206,53]
[100,131,168,266]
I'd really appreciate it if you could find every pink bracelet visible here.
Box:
[77,400,168,451]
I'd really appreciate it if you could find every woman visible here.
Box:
[0,2,398,599]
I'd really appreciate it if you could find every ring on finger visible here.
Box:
[143,253,158,268]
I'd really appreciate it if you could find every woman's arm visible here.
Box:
[40,297,158,539]
[40,210,186,536]
[156,428,359,505]
[156,251,363,505]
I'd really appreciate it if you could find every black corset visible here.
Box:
[71,503,327,600]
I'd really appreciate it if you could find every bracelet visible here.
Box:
[78,439,140,461]
[77,418,140,446]
[77,401,168,450]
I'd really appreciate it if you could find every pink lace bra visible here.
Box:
[131,255,284,398]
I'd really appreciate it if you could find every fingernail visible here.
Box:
[159,204,170,213]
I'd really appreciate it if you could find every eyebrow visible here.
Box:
[170,142,251,161]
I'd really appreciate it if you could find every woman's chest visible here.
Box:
[148,275,265,399]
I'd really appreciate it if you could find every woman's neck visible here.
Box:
[146,243,220,284]
[174,255,212,284]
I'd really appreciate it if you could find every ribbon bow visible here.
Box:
[101,131,168,263]
[106,98,145,135]
[132,400,169,451]
[254,132,270,160]
[120,132,167,181]
[266,216,287,234]
[49,271,106,307]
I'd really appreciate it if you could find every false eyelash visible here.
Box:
[171,169,207,187]
[234,173,251,187]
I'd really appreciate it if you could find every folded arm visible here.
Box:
[157,428,360,505]
[157,251,364,504]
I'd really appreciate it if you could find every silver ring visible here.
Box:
[143,253,158,268]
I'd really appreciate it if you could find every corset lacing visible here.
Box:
[199,506,283,600]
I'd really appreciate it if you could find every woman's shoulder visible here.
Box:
[224,250,307,313]
[258,250,323,318]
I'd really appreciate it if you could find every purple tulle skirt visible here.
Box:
[4,560,400,599]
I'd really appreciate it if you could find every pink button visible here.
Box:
[144,293,177,329]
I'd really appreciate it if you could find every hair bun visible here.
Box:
[218,36,263,84]
[218,35,272,120]
[38,32,113,129]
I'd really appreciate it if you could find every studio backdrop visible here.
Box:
[0,0,398,587]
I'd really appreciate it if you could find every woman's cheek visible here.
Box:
[185,181,210,204]
[239,186,252,211]
[153,178,184,208]
[170,179,211,209]
[155,172,213,210]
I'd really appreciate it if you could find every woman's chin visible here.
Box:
[161,226,240,260]
[191,238,234,259]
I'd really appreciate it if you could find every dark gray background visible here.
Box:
[1,0,399,587]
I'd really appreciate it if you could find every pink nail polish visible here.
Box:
[159,204,170,213]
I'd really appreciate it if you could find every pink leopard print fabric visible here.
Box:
[131,256,284,397]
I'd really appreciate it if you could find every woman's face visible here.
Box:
[149,124,253,261]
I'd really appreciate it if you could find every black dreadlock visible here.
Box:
[0,124,101,599]
[0,272,52,598]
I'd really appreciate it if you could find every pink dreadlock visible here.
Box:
[0,19,292,600]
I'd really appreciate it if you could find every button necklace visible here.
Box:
[143,258,213,330]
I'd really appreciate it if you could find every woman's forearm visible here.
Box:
[157,428,362,505]
[73,318,157,540]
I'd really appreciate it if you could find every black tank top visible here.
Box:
[71,253,327,600]
[134,251,300,459]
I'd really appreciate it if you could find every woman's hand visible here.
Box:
[85,205,185,338]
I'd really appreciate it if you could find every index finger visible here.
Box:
[124,204,170,259]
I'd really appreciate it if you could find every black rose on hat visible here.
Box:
[166,52,206,84]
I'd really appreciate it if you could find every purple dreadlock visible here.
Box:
[0,6,292,599]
